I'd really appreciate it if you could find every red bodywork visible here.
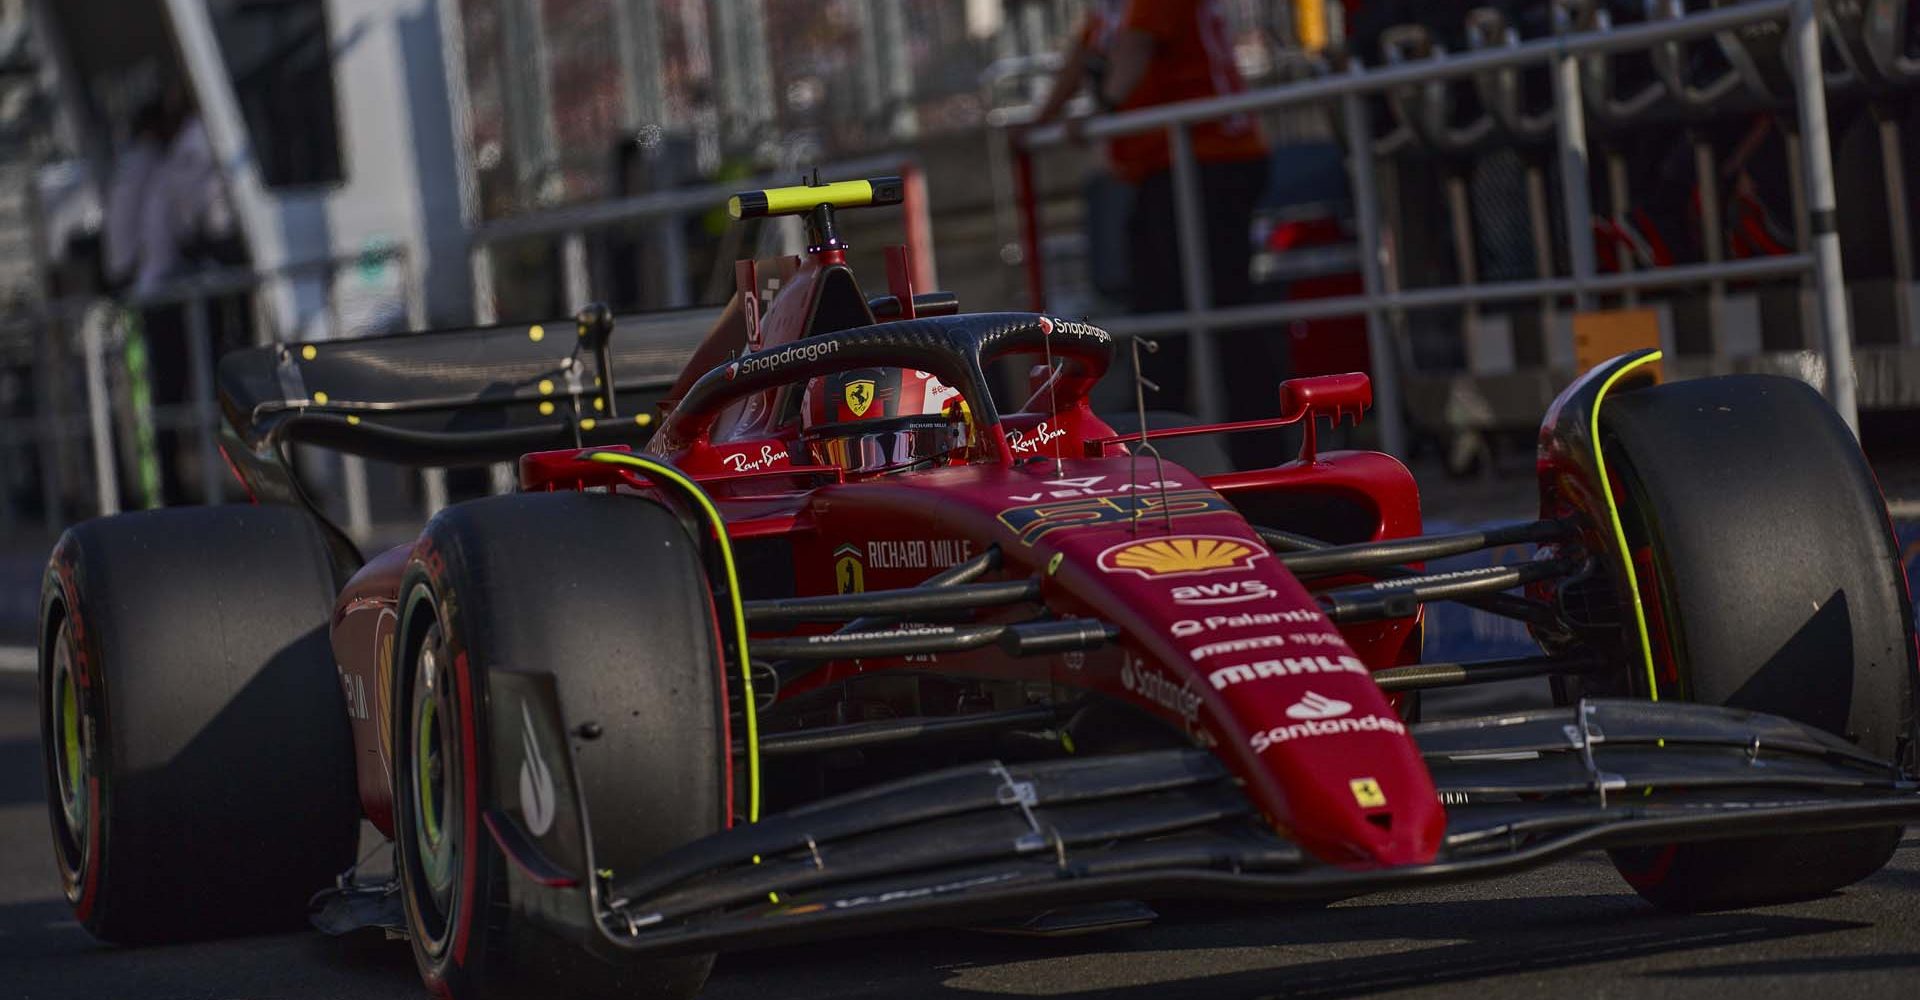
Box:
[331,241,1444,870]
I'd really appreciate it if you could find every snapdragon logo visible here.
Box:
[726,339,841,379]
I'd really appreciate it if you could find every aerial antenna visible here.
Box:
[1126,336,1173,534]
[1040,318,1064,477]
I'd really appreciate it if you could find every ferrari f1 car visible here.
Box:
[37,176,1920,999]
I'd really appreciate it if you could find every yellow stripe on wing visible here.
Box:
[1588,351,1665,703]
[585,451,760,822]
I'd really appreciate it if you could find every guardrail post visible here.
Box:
[31,311,66,527]
[469,242,515,493]
[1790,0,1857,434]
[1011,143,1047,312]
[185,291,224,502]
[1876,108,1917,345]
[1553,47,1596,321]
[1693,138,1727,353]
[402,243,450,519]
[470,243,498,325]
[184,293,223,504]
[901,161,938,290]
[562,229,591,309]
[1167,123,1224,424]
[1341,85,1408,459]
[81,304,119,516]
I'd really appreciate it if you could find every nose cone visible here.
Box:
[1246,717,1447,866]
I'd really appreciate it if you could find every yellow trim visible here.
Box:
[1589,351,1664,702]
[730,179,875,219]
[584,451,760,822]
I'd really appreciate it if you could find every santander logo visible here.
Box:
[1285,691,1352,721]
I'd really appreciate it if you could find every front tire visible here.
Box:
[1598,374,1916,911]
[38,505,359,944]
[392,492,728,1000]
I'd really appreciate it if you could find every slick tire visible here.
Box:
[1598,374,1916,912]
[393,492,727,1000]
[38,505,360,944]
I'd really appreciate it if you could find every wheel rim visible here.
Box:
[46,621,89,892]
[406,621,459,952]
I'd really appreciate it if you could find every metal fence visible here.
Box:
[2,153,935,537]
[0,245,421,539]
[1010,0,1855,457]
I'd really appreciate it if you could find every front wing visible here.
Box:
[548,700,1920,957]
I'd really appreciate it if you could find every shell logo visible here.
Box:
[1096,535,1266,579]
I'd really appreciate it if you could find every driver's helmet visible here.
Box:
[801,367,968,475]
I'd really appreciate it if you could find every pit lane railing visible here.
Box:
[0,246,423,540]
[464,152,934,326]
[1007,0,1854,456]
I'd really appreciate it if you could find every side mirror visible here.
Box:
[1279,372,1372,462]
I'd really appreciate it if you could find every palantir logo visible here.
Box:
[519,701,556,837]
[1285,691,1352,721]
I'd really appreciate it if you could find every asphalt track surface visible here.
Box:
[2,667,1918,1000]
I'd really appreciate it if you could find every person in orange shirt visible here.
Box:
[1031,0,1271,441]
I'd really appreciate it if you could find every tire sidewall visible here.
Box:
[39,535,111,937]
[395,560,496,999]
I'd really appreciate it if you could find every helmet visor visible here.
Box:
[805,416,968,475]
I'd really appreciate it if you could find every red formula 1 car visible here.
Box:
[35,176,1920,999]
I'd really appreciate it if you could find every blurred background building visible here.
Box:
[5,0,1920,551]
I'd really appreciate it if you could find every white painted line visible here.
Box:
[0,646,35,674]
[1888,499,1920,521]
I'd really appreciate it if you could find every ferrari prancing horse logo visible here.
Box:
[1349,776,1387,809]
[845,379,876,417]
[834,543,865,594]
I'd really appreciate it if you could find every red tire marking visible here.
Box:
[704,588,735,828]
[451,649,480,968]
[1620,843,1679,890]
[73,776,102,922]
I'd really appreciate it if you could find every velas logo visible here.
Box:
[844,379,876,417]
[1285,691,1351,720]
[1097,535,1265,579]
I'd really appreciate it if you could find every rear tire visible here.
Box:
[38,505,359,944]
[393,492,727,1000]
[1598,374,1915,912]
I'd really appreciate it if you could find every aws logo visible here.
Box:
[1097,535,1265,579]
